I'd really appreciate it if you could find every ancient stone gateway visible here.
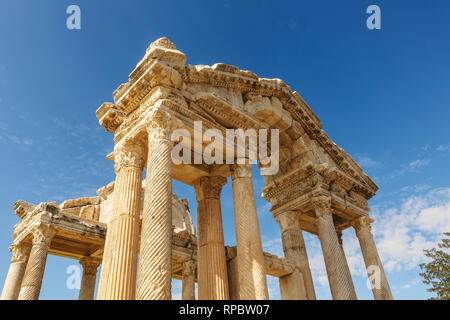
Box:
[1,37,393,300]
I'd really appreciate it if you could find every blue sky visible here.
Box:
[1,0,449,300]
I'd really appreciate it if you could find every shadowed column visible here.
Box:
[231,162,269,300]
[1,243,31,300]
[79,257,101,300]
[181,260,196,300]
[313,197,357,300]
[275,211,315,300]
[352,216,393,300]
[194,176,229,300]
[336,231,356,295]
[100,141,145,300]
[137,109,173,300]
[17,225,55,300]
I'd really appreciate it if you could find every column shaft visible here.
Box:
[337,231,356,295]
[313,197,357,300]
[98,142,145,300]
[231,163,269,300]
[78,257,101,300]
[194,176,229,300]
[353,217,393,300]
[181,260,196,300]
[275,211,315,299]
[1,243,31,300]
[17,226,54,300]
[137,111,173,300]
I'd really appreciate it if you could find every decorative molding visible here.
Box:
[31,225,55,248]
[79,257,102,275]
[230,162,252,180]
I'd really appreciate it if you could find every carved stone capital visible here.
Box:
[230,161,252,180]
[311,196,332,220]
[274,211,301,231]
[79,257,102,275]
[182,260,197,276]
[9,242,31,263]
[194,176,227,201]
[146,108,173,142]
[352,216,372,235]
[114,139,146,173]
[31,225,55,248]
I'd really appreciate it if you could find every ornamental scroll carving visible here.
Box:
[194,176,227,201]
[10,243,31,263]
[114,140,146,174]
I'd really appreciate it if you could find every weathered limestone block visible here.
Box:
[181,260,196,300]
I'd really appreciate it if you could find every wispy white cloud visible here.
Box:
[436,144,450,152]
[354,153,381,169]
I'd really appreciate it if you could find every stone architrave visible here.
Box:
[0,243,32,300]
[352,216,393,300]
[17,225,55,300]
[194,176,229,300]
[231,162,269,300]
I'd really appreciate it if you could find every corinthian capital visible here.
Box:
[146,107,173,142]
[194,176,227,201]
[351,216,373,234]
[311,196,332,219]
[31,225,55,248]
[9,242,31,263]
[114,139,146,173]
[230,161,252,180]
[182,260,197,277]
[275,211,301,231]
[79,257,102,275]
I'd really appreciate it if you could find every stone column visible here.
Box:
[17,225,55,300]
[181,260,196,300]
[275,211,315,300]
[1,243,31,300]
[194,176,229,300]
[313,197,357,300]
[231,162,269,300]
[78,257,101,300]
[99,141,145,300]
[136,110,173,300]
[336,231,356,295]
[352,216,393,300]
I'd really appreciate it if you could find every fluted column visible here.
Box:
[79,257,101,300]
[194,176,229,300]
[231,162,269,300]
[137,109,173,300]
[1,243,31,300]
[17,225,55,300]
[352,216,393,300]
[336,231,356,295]
[275,211,315,300]
[313,197,357,300]
[181,260,196,300]
[99,141,145,300]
